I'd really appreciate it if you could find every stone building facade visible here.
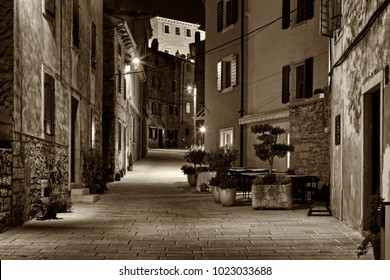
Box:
[190,36,206,145]
[103,12,148,180]
[149,16,205,58]
[145,44,195,149]
[324,0,390,249]
[0,0,103,229]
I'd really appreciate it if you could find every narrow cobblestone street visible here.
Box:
[0,149,372,260]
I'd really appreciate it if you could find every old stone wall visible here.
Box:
[331,0,390,231]
[0,148,12,231]
[0,0,14,148]
[289,97,331,189]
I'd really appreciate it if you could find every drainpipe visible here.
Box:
[239,0,245,166]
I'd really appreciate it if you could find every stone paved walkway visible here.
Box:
[0,149,372,260]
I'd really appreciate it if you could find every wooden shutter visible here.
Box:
[231,54,237,87]
[231,0,239,24]
[282,65,290,104]
[304,57,313,98]
[305,0,314,20]
[217,61,222,91]
[282,0,290,29]
[217,1,224,32]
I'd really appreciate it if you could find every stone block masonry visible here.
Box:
[289,97,331,189]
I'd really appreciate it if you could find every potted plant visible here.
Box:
[181,145,206,186]
[357,193,383,259]
[206,145,239,205]
[127,153,134,171]
[250,123,294,209]
[82,148,106,192]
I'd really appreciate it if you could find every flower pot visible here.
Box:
[252,183,293,209]
[219,188,236,207]
[210,185,220,203]
[127,166,133,171]
[187,174,197,186]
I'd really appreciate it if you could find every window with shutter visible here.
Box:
[304,57,313,98]
[218,0,238,32]
[297,0,314,24]
[217,1,224,32]
[217,54,238,92]
[282,0,291,29]
[44,73,55,135]
[172,80,177,93]
[282,65,290,104]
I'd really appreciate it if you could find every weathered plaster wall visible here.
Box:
[290,98,331,188]
[0,0,14,148]
[331,0,390,230]
[0,148,12,231]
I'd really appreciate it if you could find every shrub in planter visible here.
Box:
[127,153,134,171]
[181,145,206,187]
[251,124,294,209]
[206,146,239,204]
[357,193,384,259]
[114,172,121,181]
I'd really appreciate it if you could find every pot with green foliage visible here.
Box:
[206,145,239,205]
[251,123,294,209]
[181,145,206,186]
[357,193,383,259]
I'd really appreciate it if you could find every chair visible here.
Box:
[304,176,319,204]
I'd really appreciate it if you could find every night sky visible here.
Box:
[121,0,205,30]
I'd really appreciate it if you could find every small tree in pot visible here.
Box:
[181,145,206,186]
[206,145,239,206]
[251,123,294,209]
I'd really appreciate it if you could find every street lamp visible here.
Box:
[187,85,197,145]
[200,125,206,145]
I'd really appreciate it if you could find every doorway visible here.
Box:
[71,97,79,183]
[363,89,381,229]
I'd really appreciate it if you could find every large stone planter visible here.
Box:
[219,188,236,207]
[252,183,293,209]
[210,185,220,203]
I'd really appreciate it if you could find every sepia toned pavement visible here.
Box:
[0,149,373,260]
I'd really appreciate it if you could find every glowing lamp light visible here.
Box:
[132,57,140,69]
[200,126,206,134]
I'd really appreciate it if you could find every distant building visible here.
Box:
[145,41,195,149]
[0,0,104,227]
[149,16,206,58]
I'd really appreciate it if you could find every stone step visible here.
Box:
[71,188,89,196]
[71,194,100,204]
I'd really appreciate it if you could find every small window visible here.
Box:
[91,22,97,68]
[174,106,178,116]
[172,80,177,93]
[296,0,314,24]
[164,25,170,34]
[118,42,122,57]
[117,68,122,94]
[186,29,191,37]
[118,122,122,151]
[186,128,190,136]
[175,27,180,35]
[217,0,238,32]
[295,57,313,99]
[186,102,191,114]
[169,105,174,115]
[72,0,79,48]
[44,73,55,135]
[44,0,55,24]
